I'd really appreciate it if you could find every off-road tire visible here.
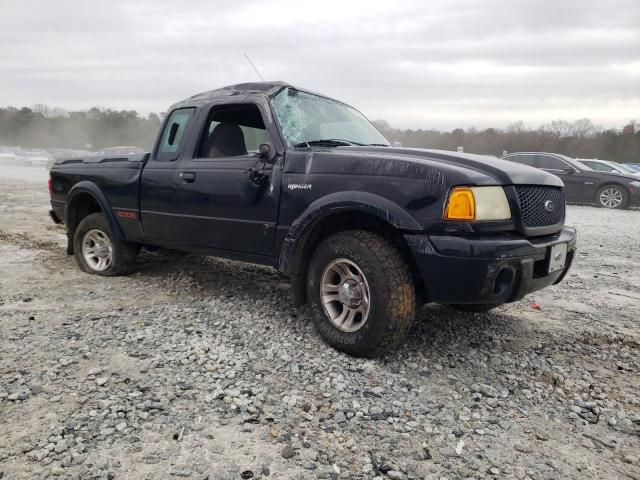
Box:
[449,303,502,313]
[307,230,416,357]
[73,213,139,276]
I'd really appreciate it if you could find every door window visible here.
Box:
[197,104,268,158]
[537,155,568,171]
[581,161,616,173]
[156,108,194,161]
[508,154,537,167]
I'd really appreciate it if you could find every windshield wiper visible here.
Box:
[367,143,389,146]
[294,138,365,148]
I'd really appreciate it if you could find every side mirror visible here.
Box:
[259,143,277,164]
[562,168,576,175]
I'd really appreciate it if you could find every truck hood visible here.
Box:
[305,146,564,187]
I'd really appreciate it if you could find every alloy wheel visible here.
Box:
[81,229,113,272]
[599,187,623,208]
[320,258,371,332]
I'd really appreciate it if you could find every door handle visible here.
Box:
[179,172,196,183]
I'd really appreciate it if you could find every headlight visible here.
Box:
[445,186,511,221]
[630,181,640,187]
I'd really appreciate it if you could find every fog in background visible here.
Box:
[1,106,638,162]
[0,106,161,152]
[0,0,638,157]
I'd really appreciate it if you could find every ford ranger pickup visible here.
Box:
[49,82,577,356]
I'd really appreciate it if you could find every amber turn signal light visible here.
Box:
[445,187,476,221]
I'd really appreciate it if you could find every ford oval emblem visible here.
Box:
[544,200,555,212]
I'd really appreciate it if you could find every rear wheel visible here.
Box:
[306,230,415,357]
[73,213,139,276]
[597,185,628,209]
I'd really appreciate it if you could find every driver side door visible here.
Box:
[170,102,283,258]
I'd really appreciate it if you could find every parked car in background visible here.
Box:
[95,146,145,157]
[18,149,52,167]
[0,146,21,165]
[502,152,640,209]
[0,146,52,167]
[577,158,640,178]
[46,148,94,170]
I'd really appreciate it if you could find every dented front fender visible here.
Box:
[278,191,422,276]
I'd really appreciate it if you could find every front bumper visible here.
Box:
[405,226,577,305]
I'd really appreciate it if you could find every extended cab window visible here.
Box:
[156,108,194,161]
[197,104,267,158]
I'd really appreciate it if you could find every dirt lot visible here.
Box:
[1,165,639,480]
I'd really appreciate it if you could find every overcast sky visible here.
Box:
[1,0,638,129]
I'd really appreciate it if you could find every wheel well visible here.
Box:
[289,211,425,306]
[68,193,103,240]
[597,183,628,193]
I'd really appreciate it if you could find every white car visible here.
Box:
[577,158,640,178]
[0,147,22,166]
[19,149,52,167]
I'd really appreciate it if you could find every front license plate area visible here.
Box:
[548,243,568,273]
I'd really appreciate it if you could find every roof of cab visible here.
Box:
[191,81,291,100]
[171,81,292,109]
[169,81,341,110]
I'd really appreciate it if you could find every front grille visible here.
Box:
[515,186,565,228]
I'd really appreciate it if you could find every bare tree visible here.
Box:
[542,120,573,137]
[571,118,596,138]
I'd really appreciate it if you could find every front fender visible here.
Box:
[278,190,422,275]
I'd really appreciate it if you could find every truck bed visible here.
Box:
[49,153,149,244]
[53,153,148,167]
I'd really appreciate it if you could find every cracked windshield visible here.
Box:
[272,87,389,147]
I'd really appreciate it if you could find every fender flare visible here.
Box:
[65,181,124,244]
[278,190,421,276]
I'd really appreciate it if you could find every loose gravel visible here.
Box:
[1,166,639,480]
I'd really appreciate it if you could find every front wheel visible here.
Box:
[73,213,139,276]
[306,231,416,357]
[597,185,628,209]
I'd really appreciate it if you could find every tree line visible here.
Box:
[0,105,162,151]
[372,118,640,164]
[0,105,638,163]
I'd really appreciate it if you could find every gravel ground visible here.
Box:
[1,166,639,480]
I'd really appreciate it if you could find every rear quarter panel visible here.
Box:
[50,157,145,241]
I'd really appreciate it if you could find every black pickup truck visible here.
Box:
[49,82,577,356]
